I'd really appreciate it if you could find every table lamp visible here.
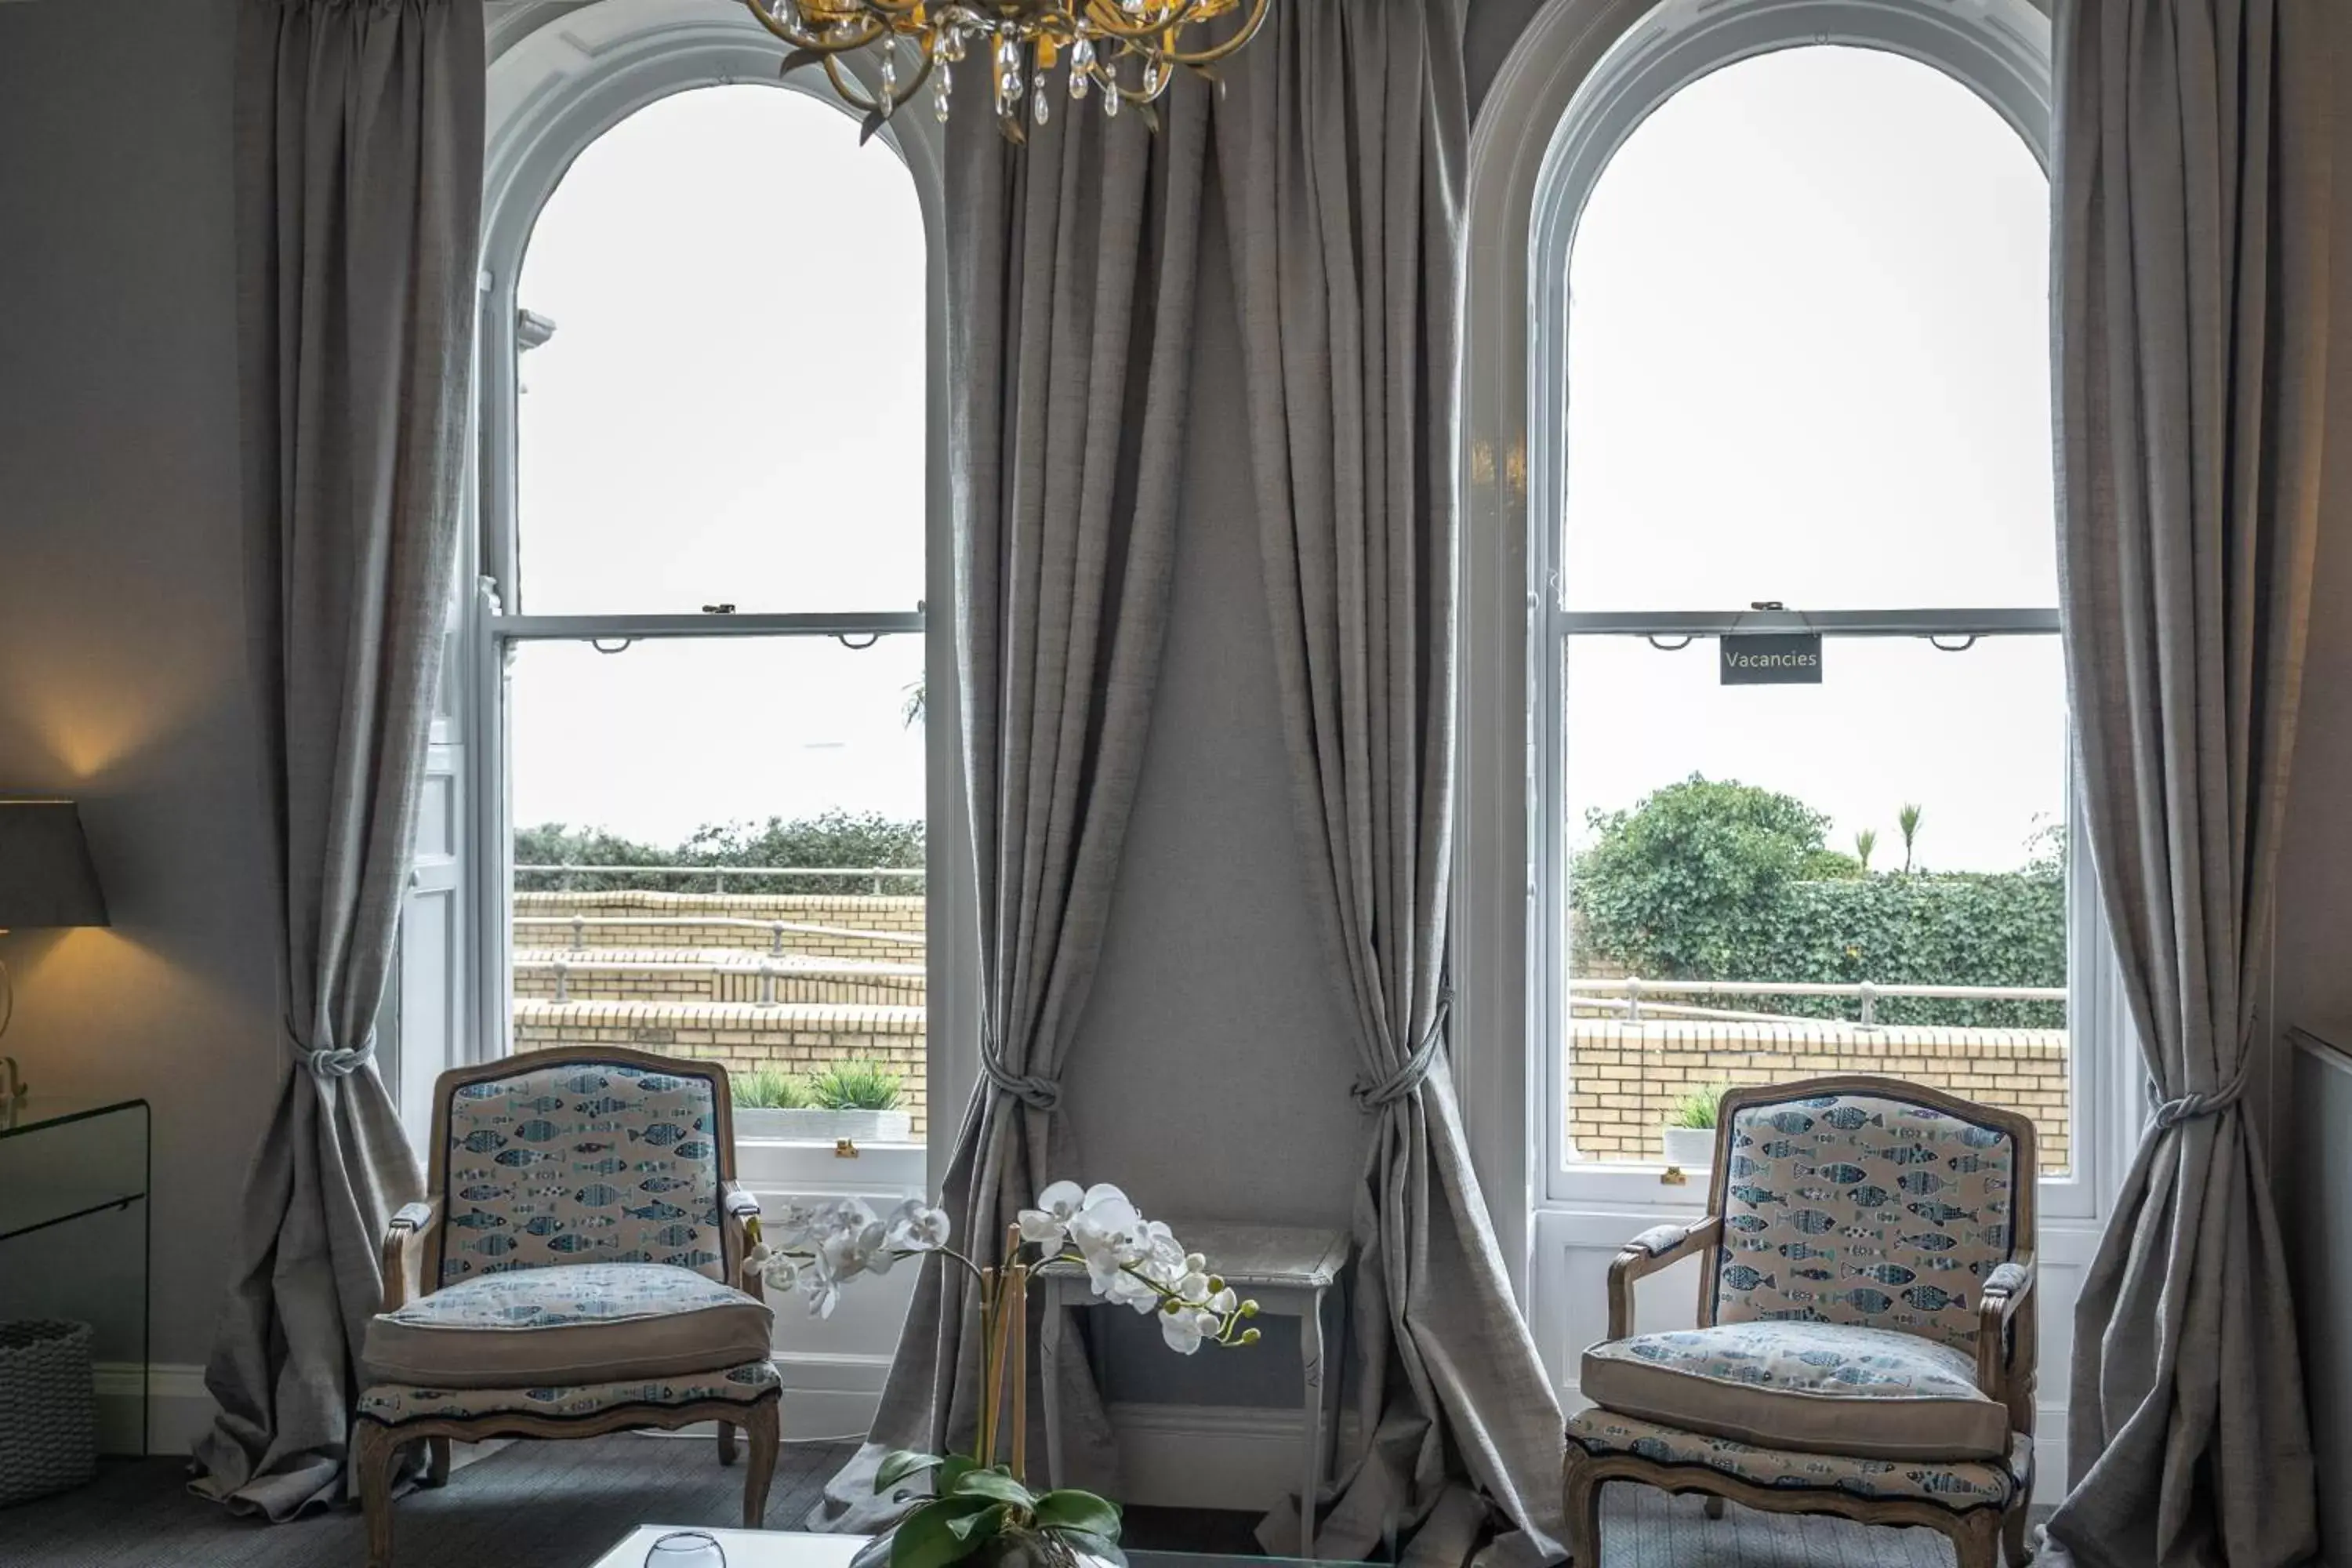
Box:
[0,800,111,1110]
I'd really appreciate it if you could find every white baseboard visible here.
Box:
[95,1362,214,1457]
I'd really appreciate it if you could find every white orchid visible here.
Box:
[754,1178,1258,1354]
[1017,1179,1087,1246]
[884,1196,951,1252]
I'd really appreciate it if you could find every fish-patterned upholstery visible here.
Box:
[437,1058,729,1287]
[1566,1407,2027,1512]
[1711,1087,2020,1352]
[363,1262,772,1388]
[1581,1319,2006,1459]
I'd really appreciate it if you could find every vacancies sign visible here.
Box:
[1720,633,1822,685]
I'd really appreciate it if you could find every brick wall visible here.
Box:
[1567,1020,2071,1173]
[511,948,927,1006]
[512,999,930,1134]
[508,891,931,1133]
[514,890,925,964]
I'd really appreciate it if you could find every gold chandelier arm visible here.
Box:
[740,0,881,53]
[816,46,935,120]
[1079,0,1201,44]
[1160,0,1269,67]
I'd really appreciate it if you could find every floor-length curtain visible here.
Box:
[815,76,1209,1526]
[1217,5,1566,1563]
[191,0,483,1521]
[2044,2,2331,1564]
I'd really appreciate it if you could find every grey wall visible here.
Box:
[1066,169,1364,1409]
[0,0,275,1373]
[2270,15,2352,1565]
[1069,1,1555,1411]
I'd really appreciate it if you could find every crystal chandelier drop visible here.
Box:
[743,1,1270,143]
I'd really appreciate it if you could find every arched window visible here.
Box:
[1458,0,2119,1457]
[1545,39,2074,1179]
[385,4,971,1232]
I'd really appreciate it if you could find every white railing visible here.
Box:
[514,913,925,954]
[1564,975,2065,1029]
[515,863,924,895]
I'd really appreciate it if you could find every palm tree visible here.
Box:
[1897,803,1923,873]
[1853,827,1877,873]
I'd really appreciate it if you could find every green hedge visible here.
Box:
[1737,873,2065,1028]
[1570,777,2066,1029]
[514,811,924,896]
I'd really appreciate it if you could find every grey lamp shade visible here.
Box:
[0,801,109,928]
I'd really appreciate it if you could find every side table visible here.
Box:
[0,1094,152,1454]
[1038,1221,1352,1557]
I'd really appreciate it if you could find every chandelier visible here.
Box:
[742,1,1271,143]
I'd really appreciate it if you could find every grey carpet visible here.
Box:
[0,1436,1967,1567]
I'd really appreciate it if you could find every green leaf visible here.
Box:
[946,1504,1007,1544]
[949,1469,1038,1510]
[935,1455,978,1497]
[891,1498,995,1568]
[876,1450,948,1495]
[1032,1491,1122,1541]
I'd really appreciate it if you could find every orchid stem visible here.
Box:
[977,1263,998,1470]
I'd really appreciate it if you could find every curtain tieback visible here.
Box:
[1352,989,1454,1112]
[287,1017,374,1080]
[980,1037,1060,1112]
[2147,1062,2249,1131]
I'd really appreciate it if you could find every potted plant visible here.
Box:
[1661,1083,1727,1171]
[732,1061,914,1144]
[732,1065,815,1140]
[749,1181,1260,1568]
[806,1058,913,1144]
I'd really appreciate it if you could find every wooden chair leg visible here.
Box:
[356,1420,401,1568]
[741,1399,780,1529]
[1703,1495,1726,1520]
[1948,1508,2002,1568]
[717,1421,739,1467]
[1562,1450,1603,1566]
[2002,1498,2033,1565]
[424,1436,452,1488]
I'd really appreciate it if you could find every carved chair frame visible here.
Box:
[354,1047,777,1568]
[1567,1073,2040,1568]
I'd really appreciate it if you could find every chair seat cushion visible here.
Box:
[362,1263,771,1389]
[1566,1406,2027,1512]
[1581,1319,2007,1460]
[359,1359,780,1429]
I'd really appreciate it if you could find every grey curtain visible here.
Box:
[1218,4,1566,1563]
[2044,2,2331,1564]
[817,74,1209,1526]
[191,0,483,1521]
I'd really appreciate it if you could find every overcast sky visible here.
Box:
[510,45,2062,873]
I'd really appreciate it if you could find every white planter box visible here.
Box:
[736,1107,914,1145]
[1661,1125,1716,1171]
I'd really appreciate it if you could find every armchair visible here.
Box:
[1566,1075,2039,1568]
[354,1047,780,1568]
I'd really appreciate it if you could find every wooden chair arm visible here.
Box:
[1975,1252,2037,1419]
[380,1199,441,1315]
[723,1181,765,1303]
[1607,1216,1722,1340]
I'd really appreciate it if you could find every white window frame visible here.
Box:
[442,0,978,1192]
[1456,2,2137,1481]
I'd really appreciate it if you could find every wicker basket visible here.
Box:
[0,1319,96,1506]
